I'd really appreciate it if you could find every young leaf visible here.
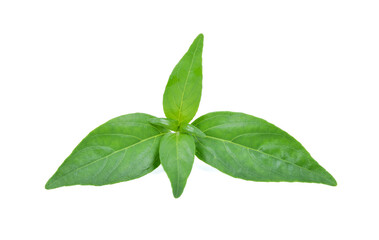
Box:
[159,132,195,198]
[45,34,337,198]
[179,123,206,138]
[192,111,337,186]
[148,118,179,131]
[45,113,168,189]
[163,34,203,124]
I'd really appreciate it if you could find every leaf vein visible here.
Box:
[51,133,165,184]
[177,39,201,123]
[204,135,319,176]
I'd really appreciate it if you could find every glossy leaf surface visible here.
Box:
[192,112,337,186]
[179,123,206,138]
[46,113,168,189]
[148,118,179,131]
[163,34,203,124]
[159,132,195,198]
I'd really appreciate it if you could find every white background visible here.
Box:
[1,1,378,239]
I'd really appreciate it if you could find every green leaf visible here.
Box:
[179,123,206,138]
[159,132,195,198]
[148,118,179,131]
[192,111,337,186]
[163,34,204,124]
[45,113,168,189]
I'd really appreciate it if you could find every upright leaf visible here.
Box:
[192,111,337,186]
[163,34,203,124]
[159,132,195,198]
[45,113,168,189]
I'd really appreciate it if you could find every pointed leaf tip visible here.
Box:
[44,113,167,189]
[193,111,338,186]
[45,179,55,190]
[163,34,204,124]
[174,191,183,199]
[326,174,337,186]
[159,133,195,199]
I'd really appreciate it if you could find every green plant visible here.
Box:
[45,34,337,198]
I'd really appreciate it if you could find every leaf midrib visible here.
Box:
[203,135,323,177]
[175,133,180,197]
[177,39,201,123]
[50,133,165,183]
